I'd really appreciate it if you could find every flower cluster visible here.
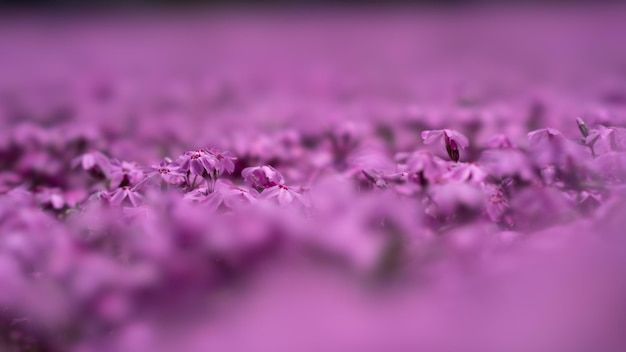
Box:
[2,8,626,352]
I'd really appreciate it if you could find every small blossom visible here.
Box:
[183,187,212,203]
[146,161,186,184]
[220,184,257,208]
[206,148,237,175]
[177,149,218,177]
[71,150,111,178]
[404,151,449,185]
[446,163,487,183]
[109,160,144,188]
[585,125,626,155]
[105,186,143,207]
[421,129,469,162]
[593,152,626,182]
[527,128,564,149]
[528,128,592,173]
[192,180,257,210]
[241,165,285,190]
[262,184,307,206]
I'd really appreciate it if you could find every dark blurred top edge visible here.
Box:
[1,0,626,25]
[1,0,626,13]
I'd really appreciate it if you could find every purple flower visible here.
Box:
[177,149,218,177]
[241,165,285,190]
[585,125,626,155]
[206,148,237,175]
[71,150,111,178]
[109,160,144,188]
[105,186,143,207]
[146,161,186,185]
[403,151,449,185]
[188,180,257,211]
[421,129,469,162]
[593,152,626,182]
[527,128,593,176]
[446,163,487,183]
[262,184,307,206]
[527,128,564,149]
[219,183,257,208]
[183,186,212,203]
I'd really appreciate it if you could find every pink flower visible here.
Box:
[585,125,626,155]
[446,163,487,183]
[105,186,143,207]
[206,148,237,175]
[404,151,449,185]
[146,161,186,185]
[241,165,285,190]
[593,152,626,182]
[109,160,144,188]
[220,184,257,208]
[262,184,307,206]
[527,128,593,173]
[193,180,257,210]
[183,186,212,203]
[177,149,218,177]
[71,150,111,178]
[527,128,564,149]
[421,129,469,162]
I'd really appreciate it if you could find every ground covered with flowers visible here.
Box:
[2,7,626,352]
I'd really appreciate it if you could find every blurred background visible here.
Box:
[1,0,625,9]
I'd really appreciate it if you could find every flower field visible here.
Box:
[2,7,626,352]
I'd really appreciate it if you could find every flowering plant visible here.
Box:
[2,9,626,352]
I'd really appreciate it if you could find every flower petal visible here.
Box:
[421,130,444,145]
[445,129,469,149]
[190,159,205,176]
[109,189,126,206]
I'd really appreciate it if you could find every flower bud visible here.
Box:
[577,117,590,138]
